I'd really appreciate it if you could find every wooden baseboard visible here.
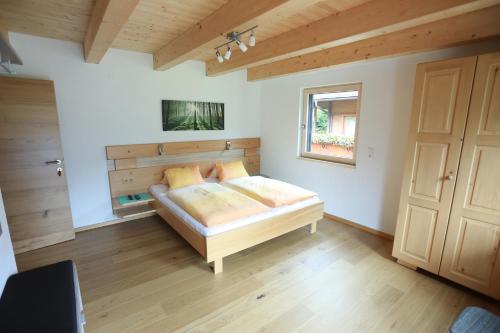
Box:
[75,211,156,233]
[323,212,394,240]
[14,230,75,254]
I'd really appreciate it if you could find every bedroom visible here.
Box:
[0,0,499,332]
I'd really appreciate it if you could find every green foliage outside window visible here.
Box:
[311,133,354,148]
[315,108,328,133]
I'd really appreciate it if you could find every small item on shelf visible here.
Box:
[117,192,153,206]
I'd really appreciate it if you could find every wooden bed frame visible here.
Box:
[152,198,323,273]
[106,138,323,273]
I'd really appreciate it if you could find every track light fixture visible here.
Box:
[249,30,256,47]
[236,40,248,53]
[224,46,232,60]
[215,49,224,63]
[214,25,257,62]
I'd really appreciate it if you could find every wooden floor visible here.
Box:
[16,216,500,333]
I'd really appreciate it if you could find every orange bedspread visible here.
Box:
[167,182,270,227]
[222,176,317,208]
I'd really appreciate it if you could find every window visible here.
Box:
[300,83,362,165]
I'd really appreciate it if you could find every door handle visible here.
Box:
[444,171,454,181]
[46,159,62,165]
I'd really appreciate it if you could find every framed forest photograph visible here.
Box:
[162,100,224,131]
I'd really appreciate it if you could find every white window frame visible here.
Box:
[299,83,362,166]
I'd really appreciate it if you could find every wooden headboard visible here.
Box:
[106,138,260,203]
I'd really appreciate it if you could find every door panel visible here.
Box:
[410,142,448,201]
[0,77,74,254]
[393,56,477,273]
[479,62,500,134]
[401,205,438,261]
[448,218,500,286]
[440,52,500,300]
[418,68,460,134]
[468,147,500,213]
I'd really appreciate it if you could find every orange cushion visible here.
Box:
[216,160,249,182]
[162,165,204,190]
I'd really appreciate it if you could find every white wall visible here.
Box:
[0,188,17,295]
[260,40,500,235]
[5,32,499,233]
[8,33,261,228]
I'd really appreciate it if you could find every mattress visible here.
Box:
[150,183,321,237]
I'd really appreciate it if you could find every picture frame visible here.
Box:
[162,100,224,131]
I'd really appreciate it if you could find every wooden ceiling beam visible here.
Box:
[83,0,140,64]
[246,5,500,81]
[206,0,500,76]
[153,0,290,71]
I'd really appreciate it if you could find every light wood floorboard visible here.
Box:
[16,216,500,333]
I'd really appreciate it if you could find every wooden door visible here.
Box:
[0,77,74,254]
[440,52,500,299]
[392,56,476,273]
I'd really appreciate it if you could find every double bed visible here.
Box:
[150,176,323,273]
[106,138,323,274]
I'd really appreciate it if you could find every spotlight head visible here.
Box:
[236,40,248,52]
[249,32,256,47]
[224,46,232,60]
[216,49,224,63]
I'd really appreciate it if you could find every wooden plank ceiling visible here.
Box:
[1,0,499,80]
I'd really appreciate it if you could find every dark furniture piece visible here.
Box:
[0,260,85,333]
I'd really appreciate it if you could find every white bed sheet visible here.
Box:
[149,183,321,237]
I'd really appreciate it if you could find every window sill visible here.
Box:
[297,156,356,168]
